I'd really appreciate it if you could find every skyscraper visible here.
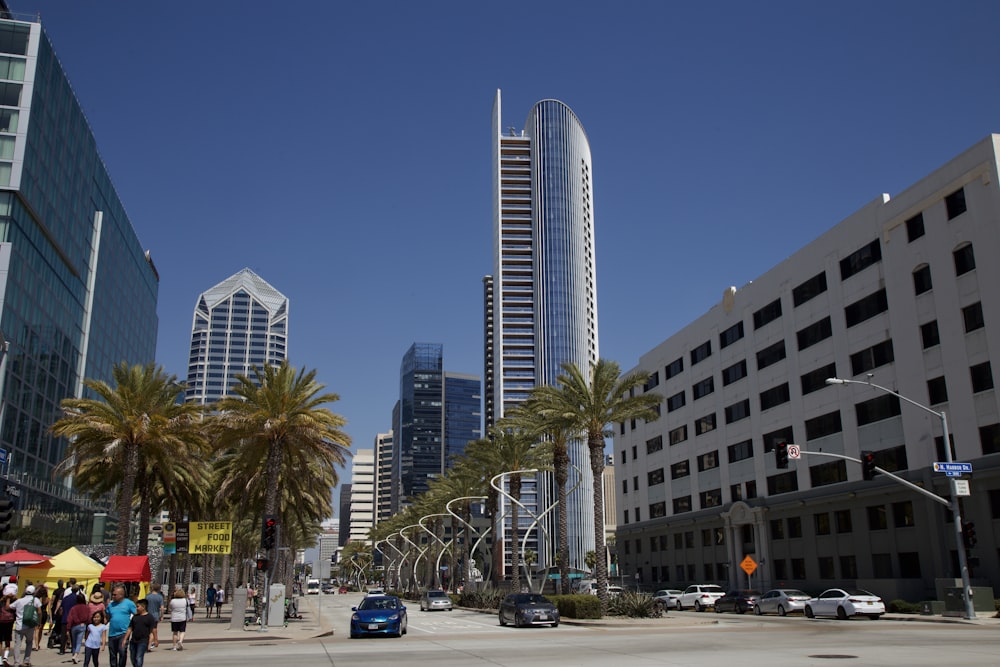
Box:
[0,9,159,545]
[487,89,599,572]
[348,448,375,544]
[185,268,288,404]
[375,430,394,523]
[392,343,481,512]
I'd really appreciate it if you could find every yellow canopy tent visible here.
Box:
[17,547,105,594]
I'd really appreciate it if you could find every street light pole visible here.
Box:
[826,376,976,619]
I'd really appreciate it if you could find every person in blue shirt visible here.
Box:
[105,586,136,667]
[204,585,216,619]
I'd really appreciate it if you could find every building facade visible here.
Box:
[375,430,394,524]
[348,448,375,544]
[391,343,480,512]
[487,89,599,572]
[614,135,1000,600]
[184,268,287,404]
[0,11,159,549]
[337,484,351,547]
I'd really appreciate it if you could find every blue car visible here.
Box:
[350,595,408,638]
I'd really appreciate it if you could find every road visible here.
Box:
[197,594,1000,667]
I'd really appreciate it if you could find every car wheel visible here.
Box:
[676,601,683,611]
[695,601,703,612]
[836,606,849,620]
[737,605,745,614]
[804,605,814,619]
[754,605,762,616]
[499,612,507,626]
[551,620,559,628]
[868,614,881,620]
[777,605,786,617]
[715,604,722,614]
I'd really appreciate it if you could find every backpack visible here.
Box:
[21,598,37,628]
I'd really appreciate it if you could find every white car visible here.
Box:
[754,588,811,616]
[365,588,385,597]
[653,589,682,608]
[804,588,885,620]
[676,584,726,611]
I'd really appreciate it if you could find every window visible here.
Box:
[669,425,687,446]
[633,476,639,492]
[787,517,802,538]
[644,371,660,391]
[692,376,714,400]
[763,426,793,453]
[767,471,798,495]
[697,451,719,472]
[845,290,888,327]
[731,483,743,501]
[872,445,908,473]
[892,500,915,528]
[809,460,848,487]
[927,376,948,405]
[665,357,683,379]
[802,363,837,395]
[805,411,842,439]
[899,552,921,578]
[672,496,692,514]
[963,302,984,332]
[691,340,712,365]
[971,362,994,393]
[700,489,722,509]
[835,510,853,533]
[695,413,716,435]
[872,553,892,578]
[797,317,833,350]
[670,460,690,480]
[622,480,628,495]
[724,399,750,424]
[635,508,641,523]
[905,212,925,241]
[814,513,831,535]
[760,383,790,410]
[0,82,20,106]
[945,187,967,219]
[753,298,782,329]
[648,468,665,486]
[745,481,757,499]
[620,450,626,465]
[722,360,747,386]
[756,340,786,370]
[667,391,686,412]
[867,505,887,530]
[921,321,940,348]
[623,510,629,526]
[912,265,933,295]
[632,446,637,460]
[646,436,664,455]
[773,559,787,580]
[649,502,666,519]
[840,239,882,280]
[851,339,894,376]
[840,555,858,579]
[818,556,835,579]
[771,519,785,539]
[980,423,1000,455]
[856,395,901,425]
[935,435,957,461]
[727,439,753,463]
[720,322,744,348]
[953,243,976,276]
[0,24,29,56]
[793,272,827,307]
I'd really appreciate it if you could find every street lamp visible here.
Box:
[491,469,538,587]
[446,496,488,588]
[826,376,976,619]
[419,513,454,590]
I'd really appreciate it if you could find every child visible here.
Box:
[123,600,155,667]
[83,611,107,667]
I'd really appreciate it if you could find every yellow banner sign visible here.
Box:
[188,521,233,554]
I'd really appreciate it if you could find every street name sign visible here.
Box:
[933,462,972,474]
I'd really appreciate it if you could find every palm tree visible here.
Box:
[542,360,660,612]
[51,362,205,555]
[211,361,351,521]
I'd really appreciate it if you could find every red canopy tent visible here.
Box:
[0,550,48,566]
[101,555,151,583]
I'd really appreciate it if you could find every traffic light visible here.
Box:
[261,515,278,550]
[255,557,269,572]
[774,439,788,469]
[0,498,13,535]
[861,451,877,481]
[962,522,978,549]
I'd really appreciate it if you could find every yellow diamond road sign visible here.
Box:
[740,555,757,576]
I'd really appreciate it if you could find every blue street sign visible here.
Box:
[933,462,972,474]
[0,449,6,464]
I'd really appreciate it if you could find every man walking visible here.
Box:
[143,585,163,651]
[11,585,41,667]
[105,586,135,667]
[204,585,215,619]
[123,600,154,667]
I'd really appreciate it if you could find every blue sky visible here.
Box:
[22,1,1000,497]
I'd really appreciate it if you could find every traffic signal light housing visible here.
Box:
[962,522,978,549]
[0,498,13,535]
[774,439,788,469]
[255,557,269,572]
[861,451,877,480]
[261,515,277,550]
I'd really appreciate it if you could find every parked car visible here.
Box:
[321,583,336,594]
[498,592,560,628]
[607,585,624,597]
[365,588,385,597]
[804,588,885,620]
[652,589,682,610]
[714,589,761,614]
[676,584,726,611]
[350,595,408,638]
[754,589,811,616]
[419,589,454,611]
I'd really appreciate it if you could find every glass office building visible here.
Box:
[185,268,288,405]
[488,90,599,573]
[0,12,159,548]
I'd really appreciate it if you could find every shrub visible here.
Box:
[457,585,505,610]
[888,599,921,614]
[608,591,663,618]
[550,594,602,619]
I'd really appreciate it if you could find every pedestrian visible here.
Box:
[0,590,15,666]
[31,585,47,652]
[49,581,64,652]
[87,591,106,620]
[204,584,215,619]
[142,585,162,651]
[82,611,106,667]
[215,585,224,619]
[167,589,188,651]
[105,586,135,667]
[11,585,41,667]
[67,591,90,664]
[123,600,154,667]
[59,585,78,654]
[187,587,196,623]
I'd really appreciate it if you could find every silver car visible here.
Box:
[754,588,810,616]
[419,589,454,611]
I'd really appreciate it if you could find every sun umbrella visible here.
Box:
[0,549,49,565]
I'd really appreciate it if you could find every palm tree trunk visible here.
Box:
[487,489,501,586]
[263,437,283,517]
[554,442,570,595]
[137,486,151,556]
[589,437,608,615]
[116,443,140,555]
[510,474,521,593]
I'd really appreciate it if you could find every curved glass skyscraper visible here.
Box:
[488,89,599,573]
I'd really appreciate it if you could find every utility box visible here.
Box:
[229,587,248,630]
[267,583,286,627]
[943,587,995,615]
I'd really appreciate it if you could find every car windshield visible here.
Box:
[427,591,447,598]
[359,597,398,610]
[511,594,549,605]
